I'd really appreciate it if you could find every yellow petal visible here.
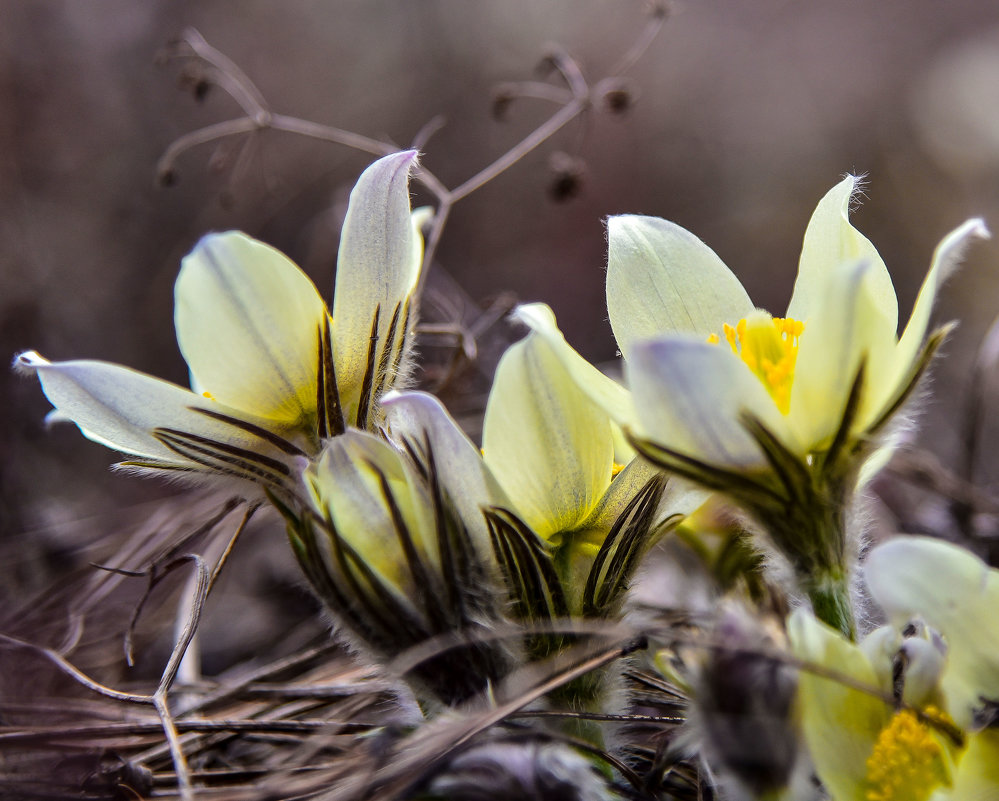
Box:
[885,218,990,411]
[513,303,634,426]
[950,729,999,800]
[788,259,897,449]
[483,325,614,540]
[175,231,327,426]
[382,389,512,554]
[15,351,304,474]
[307,430,437,594]
[787,175,897,336]
[788,609,892,801]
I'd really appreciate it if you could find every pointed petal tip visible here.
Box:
[13,350,47,373]
[411,205,434,229]
[606,213,648,235]
[376,149,419,174]
[43,408,73,428]
[190,230,247,252]
[966,217,991,240]
[510,302,556,331]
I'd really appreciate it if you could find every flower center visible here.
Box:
[708,311,803,415]
[864,709,949,801]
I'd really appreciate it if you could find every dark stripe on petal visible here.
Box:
[373,301,403,400]
[153,433,285,486]
[316,324,328,439]
[188,406,306,456]
[354,305,381,430]
[155,428,292,478]
[323,315,346,436]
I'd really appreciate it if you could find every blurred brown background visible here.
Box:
[4,0,999,601]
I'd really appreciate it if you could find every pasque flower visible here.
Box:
[604,177,988,637]
[381,306,707,744]
[283,427,513,706]
[609,177,987,477]
[15,151,426,491]
[789,536,999,801]
[459,303,702,620]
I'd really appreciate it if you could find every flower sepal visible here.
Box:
[273,428,515,707]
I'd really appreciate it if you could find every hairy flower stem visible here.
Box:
[750,474,858,640]
[545,664,612,750]
[801,570,856,641]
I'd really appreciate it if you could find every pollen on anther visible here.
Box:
[864,708,949,801]
[714,313,804,415]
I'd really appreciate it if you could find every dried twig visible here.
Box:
[158,7,667,299]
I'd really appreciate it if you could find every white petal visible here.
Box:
[787,176,897,334]
[15,351,300,469]
[606,215,754,358]
[483,329,614,540]
[382,389,511,551]
[788,259,898,448]
[888,218,990,404]
[332,151,421,425]
[513,303,634,425]
[865,535,999,727]
[626,337,797,469]
[175,231,327,426]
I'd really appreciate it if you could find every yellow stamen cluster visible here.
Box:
[611,462,626,478]
[865,708,949,801]
[708,313,804,415]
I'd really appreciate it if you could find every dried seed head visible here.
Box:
[689,607,802,799]
[548,152,586,203]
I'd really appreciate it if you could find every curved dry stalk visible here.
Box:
[158,6,668,300]
[2,501,268,801]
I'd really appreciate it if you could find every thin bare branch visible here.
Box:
[0,632,150,703]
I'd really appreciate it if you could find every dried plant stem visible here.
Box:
[160,8,666,297]
[2,502,265,801]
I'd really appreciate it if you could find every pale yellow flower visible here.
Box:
[602,178,988,637]
[16,151,426,490]
[386,305,705,620]
[608,176,988,475]
[290,426,514,706]
[789,536,999,801]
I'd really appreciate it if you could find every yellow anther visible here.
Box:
[865,708,950,801]
[611,462,626,478]
[202,391,215,400]
[709,311,803,415]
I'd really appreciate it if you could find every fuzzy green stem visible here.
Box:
[802,571,856,641]
[543,653,611,750]
[746,461,860,640]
